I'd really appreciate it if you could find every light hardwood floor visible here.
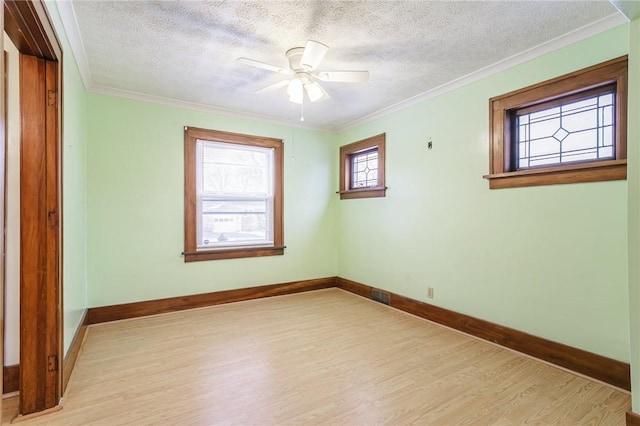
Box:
[2,289,630,425]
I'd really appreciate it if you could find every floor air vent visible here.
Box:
[371,288,390,305]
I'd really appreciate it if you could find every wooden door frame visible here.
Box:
[2,0,62,416]
[0,0,4,400]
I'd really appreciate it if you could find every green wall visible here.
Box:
[626,16,640,410]
[86,96,337,306]
[83,24,632,364]
[47,2,89,357]
[335,25,630,362]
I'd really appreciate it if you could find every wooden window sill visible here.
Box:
[483,159,626,189]
[338,186,387,200]
[184,246,285,262]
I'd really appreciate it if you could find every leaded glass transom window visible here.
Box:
[485,56,627,189]
[515,85,615,169]
[339,133,386,199]
[350,148,378,189]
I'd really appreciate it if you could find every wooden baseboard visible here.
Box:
[87,277,337,324]
[627,411,640,426]
[335,277,631,391]
[83,275,630,391]
[63,310,89,393]
[3,364,19,394]
[4,311,89,396]
[11,404,63,423]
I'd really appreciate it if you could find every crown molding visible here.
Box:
[89,85,334,133]
[336,12,628,133]
[56,2,333,132]
[609,0,639,20]
[56,1,626,135]
[55,0,93,90]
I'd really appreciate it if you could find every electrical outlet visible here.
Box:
[427,287,434,299]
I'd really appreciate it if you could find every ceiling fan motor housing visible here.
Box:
[285,47,307,71]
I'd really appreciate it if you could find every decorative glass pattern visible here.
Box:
[516,90,614,169]
[351,148,378,189]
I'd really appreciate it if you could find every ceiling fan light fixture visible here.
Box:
[305,81,324,102]
[287,79,304,104]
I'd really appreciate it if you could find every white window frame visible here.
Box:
[195,140,275,250]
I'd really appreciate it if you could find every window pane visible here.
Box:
[351,149,378,189]
[196,139,274,250]
[201,142,271,196]
[199,200,270,248]
[516,90,615,169]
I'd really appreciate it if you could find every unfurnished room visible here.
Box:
[0,0,640,425]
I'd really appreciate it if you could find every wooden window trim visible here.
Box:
[484,56,627,189]
[339,133,386,200]
[184,127,284,262]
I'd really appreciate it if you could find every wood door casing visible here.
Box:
[1,0,63,417]
[19,53,59,414]
[0,1,5,400]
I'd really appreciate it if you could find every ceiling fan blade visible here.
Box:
[300,40,329,71]
[236,57,292,75]
[256,79,290,93]
[317,70,369,83]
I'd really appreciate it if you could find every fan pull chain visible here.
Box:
[300,100,304,122]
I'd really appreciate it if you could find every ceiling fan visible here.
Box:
[237,40,369,105]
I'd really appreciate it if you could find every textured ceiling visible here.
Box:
[65,1,623,131]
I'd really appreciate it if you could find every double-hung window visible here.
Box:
[184,127,284,261]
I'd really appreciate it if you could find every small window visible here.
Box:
[184,127,284,261]
[515,86,614,169]
[351,148,379,189]
[484,56,627,189]
[339,133,386,199]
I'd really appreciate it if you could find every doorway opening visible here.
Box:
[2,0,63,417]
